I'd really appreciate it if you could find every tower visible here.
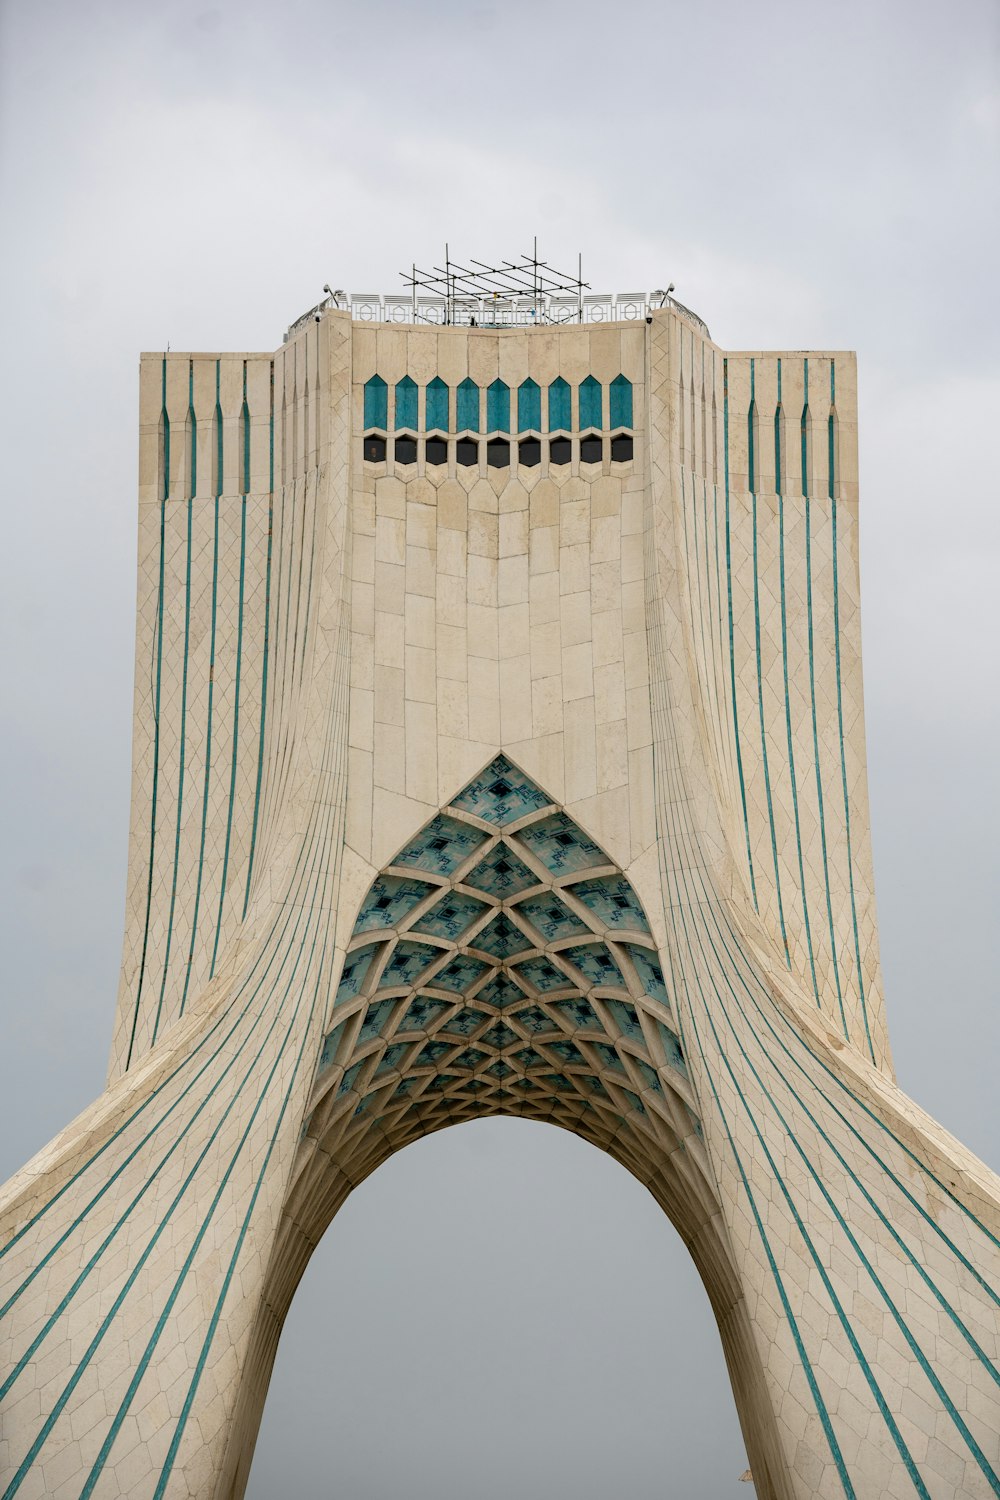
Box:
[1,275,998,1499]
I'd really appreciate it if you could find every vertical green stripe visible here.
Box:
[723,359,759,909]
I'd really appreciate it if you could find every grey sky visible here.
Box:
[0,0,997,1494]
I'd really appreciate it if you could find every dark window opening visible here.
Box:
[518,436,541,468]
[486,438,510,469]
[425,435,448,466]
[394,432,417,465]
[610,431,634,463]
[580,431,603,464]
[548,435,571,466]
[456,436,479,467]
[363,432,387,463]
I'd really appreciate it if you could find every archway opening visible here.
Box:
[247,1118,751,1500]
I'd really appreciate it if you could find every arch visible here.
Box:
[517,377,541,433]
[457,377,480,433]
[218,755,794,1500]
[486,379,510,433]
[425,376,449,433]
[579,375,603,431]
[547,376,570,432]
[364,374,387,430]
[394,375,417,430]
[610,373,633,429]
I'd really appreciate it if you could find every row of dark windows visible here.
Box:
[363,373,633,434]
[363,431,634,467]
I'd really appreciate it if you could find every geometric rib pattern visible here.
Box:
[305,756,706,1191]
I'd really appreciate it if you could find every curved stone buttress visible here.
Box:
[0,309,997,1500]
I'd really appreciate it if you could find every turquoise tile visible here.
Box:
[517,811,608,875]
[353,875,435,934]
[561,943,625,988]
[450,754,550,826]
[392,813,489,876]
[412,890,489,941]
[463,840,537,897]
[568,877,650,931]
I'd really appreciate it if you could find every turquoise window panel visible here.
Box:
[392,813,488,878]
[464,841,537,898]
[579,375,603,430]
[487,379,510,432]
[364,375,387,429]
[569,877,650,931]
[610,374,633,428]
[412,891,489,941]
[625,944,669,1003]
[457,378,480,432]
[353,875,435,934]
[451,754,550,826]
[517,378,541,432]
[426,376,449,432]
[517,811,608,876]
[548,377,570,432]
[395,375,417,430]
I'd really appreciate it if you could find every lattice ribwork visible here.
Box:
[299,758,711,1211]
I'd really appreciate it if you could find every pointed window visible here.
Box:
[395,376,417,430]
[487,379,510,433]
[547,377,570,432]
[457,378,480,433]
[364,375,387,430]
[517,378,541,433]
[609,375,632,429]
[426,377,449,433]
[579,375,603,430]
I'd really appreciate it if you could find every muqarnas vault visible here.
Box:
[1,283,998,1500]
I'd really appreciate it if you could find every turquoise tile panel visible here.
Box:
[425,376,449,432]
[606,998,643,1041]
[412,891,489,941]
[392,813,489,876]
[551,996,603,1031]
[431,952,490,994]
[353,875,435,933]
[595,1041,626,1073]
[579,375,603,430]
[487,379,510,432]
[463,841,537,897]
[451,754,550,826]
[516,811,609,875]
[481,1020,519,1050]
[397,996,452,1033]
[548,377,570,432]
[517,378,541,432]
[569,877,649,931]
[457,378,480,433]
[561,943,625,988]
[475,972,526,1009]
[473,912,532,959]
[395,375,418,430]
[626,944,669,1003]
[334,945,378,1005]
[359,998,397,1042]
[377,941,440,989]
[512,954,572,993]
[513,1004,555,1035]
[442,1005,490,1038]
[657,1021,688,1079]
[515,894,589,942]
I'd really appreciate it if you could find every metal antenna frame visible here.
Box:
[400,241,591,326]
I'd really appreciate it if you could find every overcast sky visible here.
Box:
[0,0,997,1495]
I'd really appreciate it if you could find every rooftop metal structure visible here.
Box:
[285,245,709,339]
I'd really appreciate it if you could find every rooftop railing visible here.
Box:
[285,291,710,342]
